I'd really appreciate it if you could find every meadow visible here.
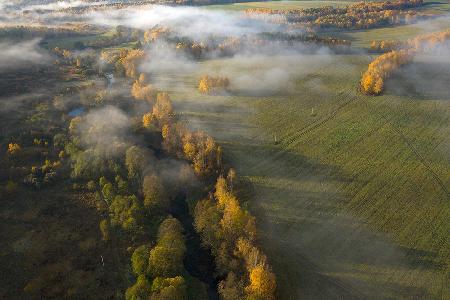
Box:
[207,1,356,11]
[163,41,450,300]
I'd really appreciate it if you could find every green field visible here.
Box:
[206,0,444,11]
[208,0,450,49]
[156,48,450,298]
[207,0,356,11]
[332,15,450,48]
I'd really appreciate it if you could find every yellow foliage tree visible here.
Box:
[119,49,145,78]
[246,265,277,299]
[131,74,156,103]
[142,112,154,128]
[198,75,230,95]
[152,92,174,127]
[7,143,22,154]
[361,29,450,95]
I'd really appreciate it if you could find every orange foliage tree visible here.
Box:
[131,73,157,103]
[194,172,276,299]
[198,75,230,95]
[361,29,450,95]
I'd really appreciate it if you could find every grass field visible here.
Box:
[206,0,444,11]
[208,0,450,49]
[207,1,356,11]
[158,49,450,299]
[332,15,450,48]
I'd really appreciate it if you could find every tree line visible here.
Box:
[245,0,426,30]
[360,29,450,95]
[61,44,277,299]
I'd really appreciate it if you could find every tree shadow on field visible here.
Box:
[385,61,450,101]
[175,90,442,299]
[225,141,438,299]
[400,247,445,270]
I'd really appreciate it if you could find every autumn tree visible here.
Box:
[194,174,274,299]
[132,73,157,103]
[152,92,174,128]
[181,131,222,176]
[194,197,222,250]
[236,238,276,299]
[198,75,230,95]
[246,264,277,299]
[161,122,186,156]
[143,27,170,43]
[218,272,244,300]
[7,143,21,155]
[142,113,154,129]
[361,29,450,95]
[119,49,145,78]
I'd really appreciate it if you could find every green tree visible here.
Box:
[102,182,115,204]
[132,245,150,276]
[125,146,152,184]
[148,217,186,278]
[125,275,151,300]
[143,174,168,214]
[99,219,110,241]
[109,195,142,233]
[150,276,187,300]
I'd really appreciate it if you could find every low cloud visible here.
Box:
[78,106,131,156]
[0,39,50,70]
[87,5,283,40]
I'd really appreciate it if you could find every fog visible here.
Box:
[88,5,283,40]
[0,39,50,69]
[78,106,131,157]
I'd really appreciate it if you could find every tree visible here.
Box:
[148,217,186,278]
[142,113,154,128]
[246,265,276,300]
[198,75,230,95]
[150,276,187,300]
[69,116,82,135]
[194,198,221,250]
[115,175,129,194]
[53,133,67,149]
[7,143,21,155]
[125,146,152,184]
[102,182,115,204]
[99,219,110,241]
[132,75,156,103]
[152,92,174,128]
[148,246,181,278]
[131,245,150,276]
[125,275,151,300]
[109,195,142,233]
[142,174,169,214]
[120,49,145,78]
[181,131,221,176]
[218,272,244,300]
